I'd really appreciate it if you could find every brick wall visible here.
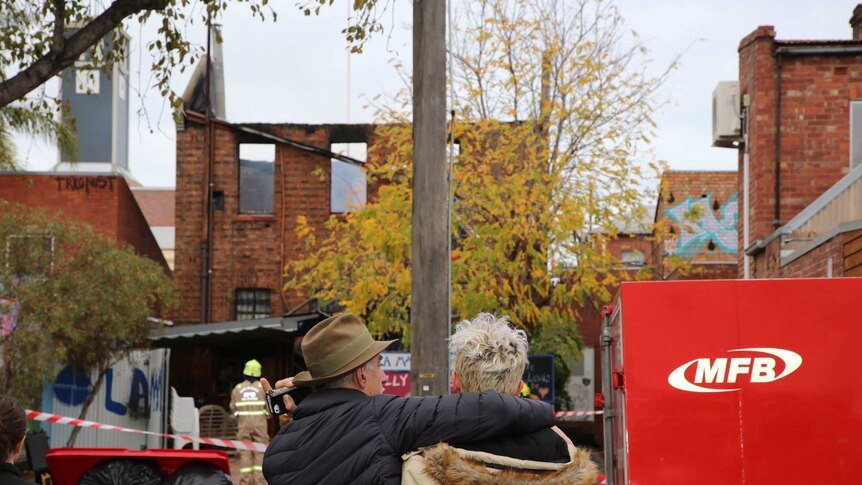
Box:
[755,228,862,279]
[739,25,861,275]
[781,236,844,278]
[738,26,780,270]
[654,170,738,279]
[173,116,377,325]
[607,236,653,265]
[0,173,167,271]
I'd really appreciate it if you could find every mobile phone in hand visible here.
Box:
[265,387,295,415]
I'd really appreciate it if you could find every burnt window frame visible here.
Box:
[238,143,276,215]
[330,142,368,214]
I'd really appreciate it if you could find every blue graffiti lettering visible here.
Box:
[104,369,127,416]
[665,193,738,256]
[54,366,92,406]
[129,368,149,411]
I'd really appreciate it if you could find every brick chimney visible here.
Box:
[851,5,862,40]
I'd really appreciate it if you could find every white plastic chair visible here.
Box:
[170,387,200,450]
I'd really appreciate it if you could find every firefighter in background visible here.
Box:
[230,359,269,485]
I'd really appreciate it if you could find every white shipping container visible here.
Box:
[43,349,170,449]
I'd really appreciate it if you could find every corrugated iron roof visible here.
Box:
[150,312,327,347]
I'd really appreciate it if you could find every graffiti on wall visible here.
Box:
[665,193,738,256]
[55,176,115,193]
[54,365,150,417]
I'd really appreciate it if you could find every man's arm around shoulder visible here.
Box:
[374,391,554,454]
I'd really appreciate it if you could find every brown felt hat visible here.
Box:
[293,313,395,386]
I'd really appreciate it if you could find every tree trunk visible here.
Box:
[65,367,108,448]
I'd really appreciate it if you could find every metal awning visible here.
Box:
[150,312,326,347]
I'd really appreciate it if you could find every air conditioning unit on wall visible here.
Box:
[712,81,741,148]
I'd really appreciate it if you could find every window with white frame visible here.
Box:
[331,142,367,213]
[235,288,271,320]
[621,249,646,268]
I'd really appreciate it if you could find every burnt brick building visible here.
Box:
[166,108,376,407]
[173,114,374,326]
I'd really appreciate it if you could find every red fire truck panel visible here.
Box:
[604,278,862,484]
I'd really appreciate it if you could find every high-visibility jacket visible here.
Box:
[230,379,269,420]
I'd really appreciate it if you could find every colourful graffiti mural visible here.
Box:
[665,193,738,256]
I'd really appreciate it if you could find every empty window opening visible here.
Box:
[331,142,367,213]
[239,144,275,214]
[448,141,461,162]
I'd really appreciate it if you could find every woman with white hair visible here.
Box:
[401,313,599,485]
[448,313,571,462]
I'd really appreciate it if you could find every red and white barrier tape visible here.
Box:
[24,408,599,450]
[25,410,267,452]
[554,410,603,418]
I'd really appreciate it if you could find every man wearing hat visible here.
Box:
[230,359,269,485]
[262,313,558,485]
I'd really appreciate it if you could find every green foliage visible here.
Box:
[0,202,176,408]
[0,105,78,170]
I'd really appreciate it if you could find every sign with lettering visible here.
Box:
[522,354,555,403]
[380,352,411,372]
[381,352,411,396]
[384,372,411,396]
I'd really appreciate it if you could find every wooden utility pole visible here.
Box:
[411,0,448,397]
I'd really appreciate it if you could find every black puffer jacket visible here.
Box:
[455,427,570,463]
[263,388,555,485]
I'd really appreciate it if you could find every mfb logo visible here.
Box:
[668,348,802,393]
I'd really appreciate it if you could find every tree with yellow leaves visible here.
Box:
[285,0,673,382]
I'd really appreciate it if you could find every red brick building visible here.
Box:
[655,170,738,280]
[0,172,168,271]
[166,111,374,406]
[173,113,374,326]
[132,187,176,270]
[735,8,862,279]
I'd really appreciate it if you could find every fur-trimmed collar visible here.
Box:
[420,443,599,484]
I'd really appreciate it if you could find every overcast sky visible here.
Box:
[13,0,859,187]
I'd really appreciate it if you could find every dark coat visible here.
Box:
[454,427,570,463]
[0,462,31,485]
[263,388,555,485]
